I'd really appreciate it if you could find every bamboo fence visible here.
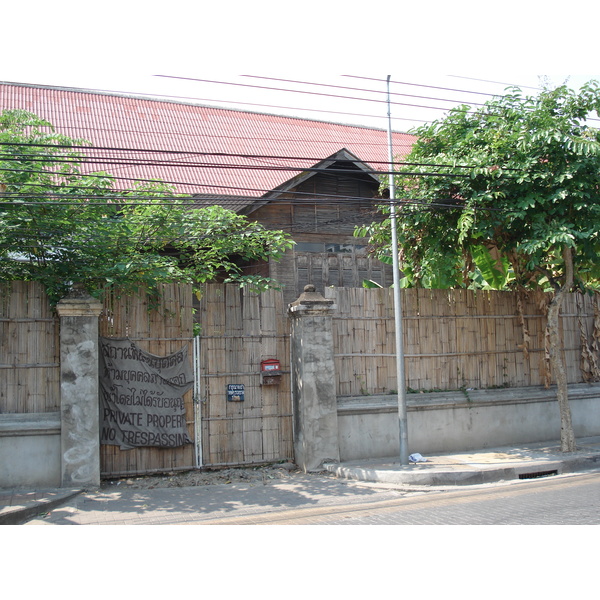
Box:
[0,281,60,414]
[327,287,600,396]
[3,281,599,477]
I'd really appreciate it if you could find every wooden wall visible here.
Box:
[247,159,390,303]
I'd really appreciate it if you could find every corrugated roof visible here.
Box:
[0,82,416,199]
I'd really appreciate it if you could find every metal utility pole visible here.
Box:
[386,75,409,465]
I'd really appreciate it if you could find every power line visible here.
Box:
[0,115,410,148]
[241,75,489,107]
[154,74,486,115]
[447,75,542,91]
[0,143,519,173]
[6,77,594,169]
[4,85,417,127]
[0,193,515,214]
[0,145,524,201]
[0,158,499,184]
[229,75,600,124]
[1,78,594,202]
[0,141,402,162]
[0,195,381,206]
[156,73,596,125]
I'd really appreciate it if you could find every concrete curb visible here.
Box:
[0,490,83,526]
[324,454,600,487]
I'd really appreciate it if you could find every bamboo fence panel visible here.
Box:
[330,287,600,397]
[4,281,599,474]
[195,284,293,467]
[0,281,60,414]
[98,283,196,477]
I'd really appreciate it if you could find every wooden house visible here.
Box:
[0,82,416,302]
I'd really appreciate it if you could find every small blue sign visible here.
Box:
[227,384,245,402]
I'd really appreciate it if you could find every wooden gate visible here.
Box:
[194,285,294,467]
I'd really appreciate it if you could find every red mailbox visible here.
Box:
[260,359,281,385]
[261,359,281,373]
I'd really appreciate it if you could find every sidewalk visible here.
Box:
[324,435,600,485]
[2,436,600,525]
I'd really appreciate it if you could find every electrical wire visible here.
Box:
[0,155,511,178]
[0,142,415,165]
[0,142,521,172]
[241,75,489,107]
[343,75,508,97]
[447,75,542,91]
[0,190,515,216]
[155,74,485,116]
[4,79,598,270]
[152,75,600,125]
[0,118,410,151]
[0,140,525,192]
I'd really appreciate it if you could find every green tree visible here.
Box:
[357,81,600,452]
[0,110,293,304]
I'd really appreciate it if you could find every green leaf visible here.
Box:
[457,209,475,244]
[471,245,510,290]
[362,279,383,289]
[378,255,395,265]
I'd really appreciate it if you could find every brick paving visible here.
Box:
[281,472,600,525]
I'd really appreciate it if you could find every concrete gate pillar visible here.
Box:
[288,285,340,472]
[55,284,103,488]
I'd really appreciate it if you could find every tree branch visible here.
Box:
[562,245,574,292]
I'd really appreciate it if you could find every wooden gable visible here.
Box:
[238,149,393,302]
[243,149,382,235]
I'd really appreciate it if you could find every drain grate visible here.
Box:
[518,469,558,480]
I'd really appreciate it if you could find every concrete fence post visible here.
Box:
[55,284,103,488]
[288,285,340,471]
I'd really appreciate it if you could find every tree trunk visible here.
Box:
[546,246,576,452]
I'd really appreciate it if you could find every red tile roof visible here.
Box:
[0,82,416,198]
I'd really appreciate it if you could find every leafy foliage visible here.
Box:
[358,81,600,292]
[0,110,293,304]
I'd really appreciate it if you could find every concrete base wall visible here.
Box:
[338,384,600,461]
[0,413,61,489]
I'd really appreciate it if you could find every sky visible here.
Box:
[3,1,600,133]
